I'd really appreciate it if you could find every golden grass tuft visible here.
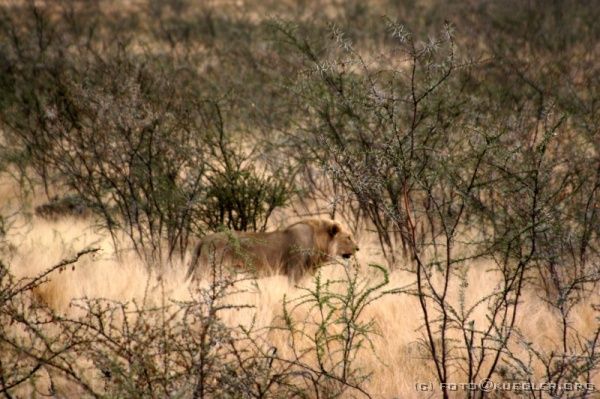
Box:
[3,205,599,398]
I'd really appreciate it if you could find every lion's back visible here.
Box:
[187,230,291,279]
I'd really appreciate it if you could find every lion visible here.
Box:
[187,219,359,282]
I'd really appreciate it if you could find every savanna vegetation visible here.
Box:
[0,1,598,398]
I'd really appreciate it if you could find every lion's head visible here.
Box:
[326,221,359,259]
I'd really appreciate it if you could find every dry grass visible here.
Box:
[4,177,598,399]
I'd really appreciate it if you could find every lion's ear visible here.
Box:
[328,222,340,237]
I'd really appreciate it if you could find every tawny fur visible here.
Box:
[187,219,359,282]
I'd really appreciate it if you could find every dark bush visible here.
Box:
[0,2,296,263]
